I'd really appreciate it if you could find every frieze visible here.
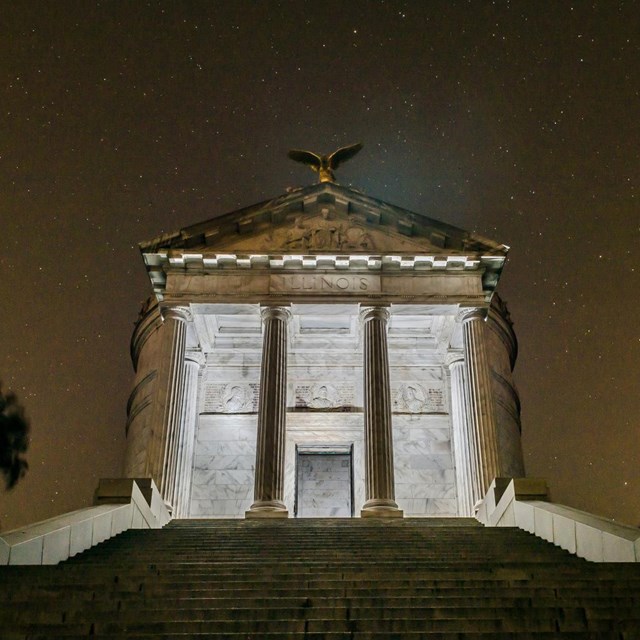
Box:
[392,382,446,414]
[202,382,259,413]
[293,382,356,410]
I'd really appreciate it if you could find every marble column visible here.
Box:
[360,306,403,518]
[246,306,291,518]
[171,352,201,518]
[147,306,190,511]
[460,308,500,503]
[448,354,476,516]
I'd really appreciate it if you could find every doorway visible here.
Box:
[294,444,354,517]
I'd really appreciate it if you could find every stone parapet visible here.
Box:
[477,477,640,563]
[0,478,169,566]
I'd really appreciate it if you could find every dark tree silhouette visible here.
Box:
[0,386,29,489]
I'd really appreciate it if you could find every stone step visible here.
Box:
[4,602,640,625]
[6,578,640,599]
[2,564,607,583]
[3,594,640,618]
[17,630,637,640]
[18,634,631,640]
[4,590,640,613]
[2,518,640,638]
[4,576,640,595]
[6,614,637,635]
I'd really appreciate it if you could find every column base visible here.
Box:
[360,499,404,518]
[245,500,289,519]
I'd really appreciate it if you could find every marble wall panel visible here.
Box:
[396,498,457,515]
[196,422,257,442]
[392,413,457,516]
[190,499,250,517]
[193,455,255,471]
[189,415,257,518]
[396,484,455,500]
[194,441,255,456]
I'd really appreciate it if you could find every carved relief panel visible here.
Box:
[201,382,259,413]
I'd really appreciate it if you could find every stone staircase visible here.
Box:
[1,518,640,638]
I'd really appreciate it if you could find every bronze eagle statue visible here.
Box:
[288,142,363,183]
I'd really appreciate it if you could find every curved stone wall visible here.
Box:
[486,293,525,477]
[124,297,163,478]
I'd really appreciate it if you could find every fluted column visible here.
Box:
[360,306,403,518]
[460,308,500,502]
[448,354,476,516]
[147,306,190,510]
[171,352,202,518]
[246,306,291,518]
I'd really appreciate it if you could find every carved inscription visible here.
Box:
[271,274,380,294]
[203,383,259,413]
[392,383,446,414]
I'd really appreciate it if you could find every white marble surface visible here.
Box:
[181,302,523,519]
[189,408,457,517]
[297,454,352,517]
[190,416,257,517]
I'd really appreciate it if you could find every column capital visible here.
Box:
[184,350,205,366]
[359,305,390,324]
[445,351,465,368]
[162,305,192,323]
[260,305,292,324]
[457,307,486,324]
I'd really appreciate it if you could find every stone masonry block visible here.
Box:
[69,519,93,557]
[533,506,553,543]
[513,501,535,533]
[602,531,636,562]
[92,511,113,546]
[9,537,43,565]
[576,522,604,561]
[111,504,134,535]
[552,512,576,555]
[42,526,71,564]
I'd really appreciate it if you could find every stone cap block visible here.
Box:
[94,477,156,507]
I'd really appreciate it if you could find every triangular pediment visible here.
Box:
[140,183,507,257]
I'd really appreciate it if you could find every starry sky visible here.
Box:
[1,1,638,531]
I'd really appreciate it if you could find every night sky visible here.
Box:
[1,2,638,532]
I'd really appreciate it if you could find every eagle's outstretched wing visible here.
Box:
[288,149,322,171]
[328,142,363,169]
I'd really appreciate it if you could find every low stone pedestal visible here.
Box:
[361,498,404,518]
[245,497,289,519]
[361,507,404,518]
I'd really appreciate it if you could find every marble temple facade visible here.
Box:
[124,182,524,518]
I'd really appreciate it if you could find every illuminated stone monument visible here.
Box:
[124,178,524,519]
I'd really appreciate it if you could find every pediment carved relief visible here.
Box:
[213,207,438,254]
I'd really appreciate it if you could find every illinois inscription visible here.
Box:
[270,273,380,294]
